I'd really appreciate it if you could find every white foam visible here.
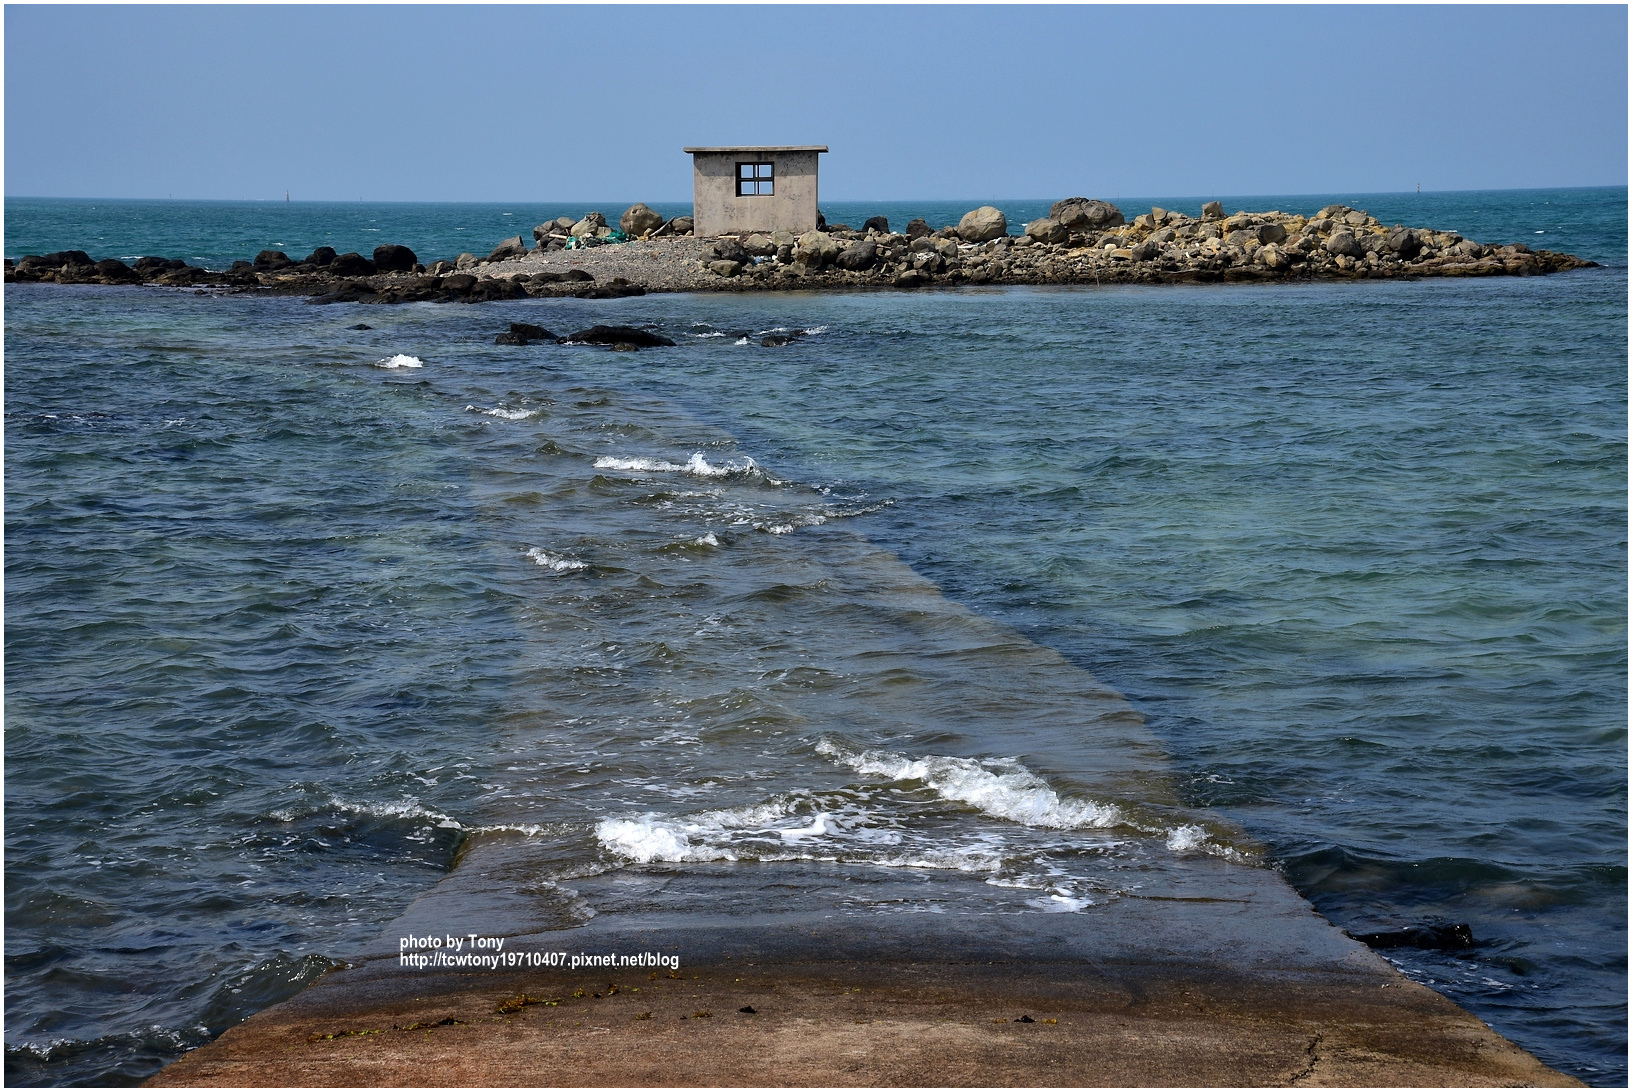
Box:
[373,354,423,369]
[466,404,537,420]
[817,740,1122,830]
[695,533,720,547]
[525,547,588,572]
[593,452,760,479]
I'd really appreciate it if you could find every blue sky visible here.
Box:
[5,5,1626,201]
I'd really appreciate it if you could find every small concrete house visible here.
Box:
[683,145,827,238]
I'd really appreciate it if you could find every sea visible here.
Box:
[5,188,1626,1086]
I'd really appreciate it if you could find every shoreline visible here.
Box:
[6,200,1597,307]
[147,838,1579,1087]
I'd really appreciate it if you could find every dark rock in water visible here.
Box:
[567,325,675,348]
[510,322,554,341]
[494,331,529,345]
[349,323,372,330]
[760,334,798,347]
[610,342,640,352]
[373,244,418,273]
[440,273,477,293]
[254,249,293,270]
[574,284,645,299]
[1349,923,1475,951]
[487,235,529,262]
[42,250,94,268]
[305,246,337,266]
[329,252,376,276]
[468,278,527,301]
[834,240,878,271]
[230,260,256,274]
[134,256,187,275]
[710,239,750,265]
[94,258,139,281]
[863,215,889,234]
[905,218,932,240]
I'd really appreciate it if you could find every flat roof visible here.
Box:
[684,146,828,154]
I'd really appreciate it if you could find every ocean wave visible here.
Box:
[593,452,769,480]
[815,739,1122,830]
[372,354,423,369]
[525,547,588,572]
[466,404,538,420]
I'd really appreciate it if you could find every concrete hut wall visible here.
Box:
[690,150,820,237]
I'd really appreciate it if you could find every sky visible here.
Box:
[4,4,1627,202]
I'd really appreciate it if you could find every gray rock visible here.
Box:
[957,206,1008,242]
[1130,240,1162,262]
[1387,227,1422,260]
[1324,230,1365,258]
[487,236,529,261]
[1256,223,1287,246]
[620,203,665,237]
[668,216,694,236]
[933,238,961,259]
[1025,217,1068,243]
[454,252,478,270]
[742,233,776,257]
[570,212,608,238]
[1344,210,1369,226]
[1050,198,1125,230]
[1202,200,1225,220]
[1258,244,1290,271]
[710,239,750,265]
[707,260,744,278]
[834,240,878,271]
[905,218,933,240]
[1224,229,1259,249]
[863,215,890,234]
[795,230,840,268]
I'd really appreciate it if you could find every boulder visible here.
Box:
[619,203,665,237]
[1344,210,1369,226]
[487,236,529,261]
[373,244,418,273]
[1256,223,1287,246]
[426,260,454,275]
[1025,217,1068,244]
[1202,200,1225,220]
[329,252,376,276]
[708,260,744,277]
[1130,240,1162,262]
[1387,227,1422,260]
[440,273,477,293]
[511,322,554,341]
[494,331,529,345]
[566,325,676,348]
[303,247,337,266]
[1258,244,1290,271]
[1224,229,1258,249]
[742,234,776,257]
[834,240,878,271]
[1050,198,1125,231]
[254,250,293,270]
[570,212,608,238]
[668,216,694,236]
[1324,230,1365,259]
[893,269,930,288]
[454,252,479,270]
[862,215,890,234]
[94,258,138,281]
[710,239,750,264]
[795,230,840,268]
[905,218,933,240]
[957,206,1007,242]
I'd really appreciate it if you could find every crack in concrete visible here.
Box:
[1289,1030,1324,1084]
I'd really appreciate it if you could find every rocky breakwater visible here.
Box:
[2,204,698,304]
[696,199,1593,290]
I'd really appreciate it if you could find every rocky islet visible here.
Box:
[3,198,1592,303]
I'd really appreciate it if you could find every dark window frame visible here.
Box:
[736,161,774,197]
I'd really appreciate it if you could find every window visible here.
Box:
[736,162,773,197]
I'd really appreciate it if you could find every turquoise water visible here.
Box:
[5,189,1625,1085]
